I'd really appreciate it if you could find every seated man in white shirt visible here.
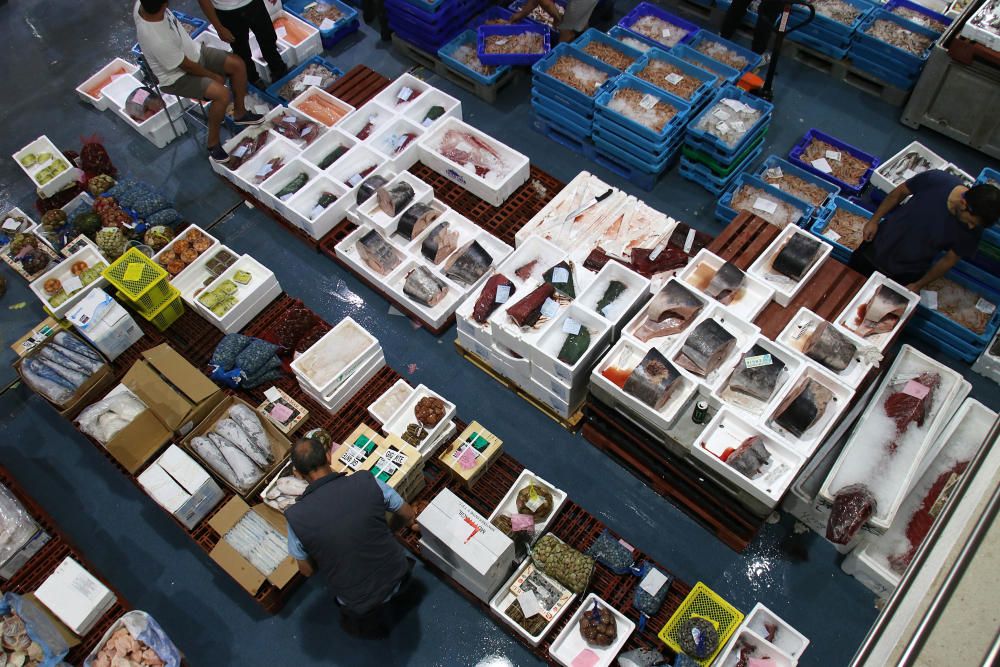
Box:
[135,0,263,162]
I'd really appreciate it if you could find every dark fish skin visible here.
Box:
[507,284,556,328]
[772,233,822,280]
[706,261,745,304]
[557,327,591,365]
[421,222,458,264]
[635,281,704,342]
[725,435,771,480]
[543,261,575,298]
[623,348,681,410]
[377,181,414,216]
[803,322,856,372]
[403,266,448,307]
[773,379,833,437]
[728,344,786,401]
[675,319,736,376]
[396,203,440,241]
[444,240,493,286]
[357,229,401,276]
[473,274,516,324]
[356,175,388,205]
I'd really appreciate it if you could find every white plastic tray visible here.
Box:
[747,225,832,307]
[382,383,457,459]
[834,272,919,351]
[764,363,854,458]
[288,85,354,127]
[532,303,612,383]
[776,307,877,389]
[714,335,805,418]
[373,72,432,112]
[339,99,397,145]
[76,58,138,110]
[741,602,810,660]
[358,172,434,235]
[870,140,946,193]
[193,255,280,333]
[487,469,567,544]
[669,304,760,391]
[291,316,380,395]
[368,379,414,425]
[284,174,351,240]
[488,556,576,647]
[678,248,775,322]
[386,258,464,330]
[401,87,463,129]
[548,593,635,667]
[621,277,711,354]
[29,246,108,319]
[575,261,650,330]
[259,158,321,219]
[300,127,358,171]
[368,116,426,170]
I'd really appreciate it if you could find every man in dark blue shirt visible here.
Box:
[851,170,1000,292]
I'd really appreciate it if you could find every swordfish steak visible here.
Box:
[634,281,704,342]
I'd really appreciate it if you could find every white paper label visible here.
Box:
[319,18,336,30]
[753,197,778,214]
[712,108,731,121]
[562,317,581,335]
[744,353,773,368]
[517,591,543,618]
[824,228,841,242]
[976,298,996,314]
[920,289,938,310]
[640,568,668,596]
[639,93,658,110]
[256,163,274,178]
[540,298,559,318]
[551,267,569,284]
[495,38,508,46]
[295,80,307,91]
[254,103,270,114]
[902,168,917,180]
[397,86,414,102]
[284,115,297,124]
[232,145,249,158]
[347,173,363,187]
[422,117,435,128]
[2,218,20,231]
[276,26,287,39]
[455,141,473,153]
[812,157,833,174]
[731,120,746,132]
[683,228,696,254]
[665,73,685,85]
[310,204,326,219]
[825,150,841,161]
[303,75,323,87]
[61,274,83,294]
[264,386,283,403]
[765,166,783,180]
[661,27,672,37]
[716,121,731,134]
[495,284,511,303]
[601,303,616,318]
[722,98,743,111]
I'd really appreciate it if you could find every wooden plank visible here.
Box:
[707,211,756,255]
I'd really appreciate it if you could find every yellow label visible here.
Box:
[123,262,144,282]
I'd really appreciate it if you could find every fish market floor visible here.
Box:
[1,1,999,666]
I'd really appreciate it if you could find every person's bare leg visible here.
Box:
[204,81,231,147]
[223,54,248,117]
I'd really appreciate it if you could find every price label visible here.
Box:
[257,162,275,179]
[347,173,363,187]
[903,379,930,399]
[270,403,294,422]
[2,217,20,231]
[61,274,83,294]
[562,317,581,335]
[712,108,730,121]
[765,166,783,180]
[540,298,559,318]
[683,228,696,254]
[731,120,746,132]
[640,568,668,596]
[517,591,543,618]
[721,98,744,111]
[457,445,478,470]
[495,38,508,46]
[601,302,616,319]
[232,144,249,158]
[744,353,773,368]
[276,26,287,39]
[495,284,511,304]
[264,386,283,402]
[811,157,833,174]
[824,228,841,242]
[792,322,811,340]
[665,73,685,85]
[639,93,658,110]
[661,27,672,37]
[310,204,327,219]
[422,117,435,128]
[716,121,731,134]
[397,86,414,102]
[551,266,569,284]
[302,75,323,87]
[753,197,778,214]
[319,18,336,30]
[510,513,535,532]
[570,649,600,667]
[920,289,938,310]
[825,150,841,161]
[976,298,996,314]
[284,115,297,124]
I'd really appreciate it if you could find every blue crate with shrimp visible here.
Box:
[572,29,645,72]
[508,0,565,33]
[466,5,514,29]
[684,84,773,163]
[595,76,691,148]
[617,2,699,51]
[477,23,551,65]
[716,173,816,227]
[810,196,870,263]
[850,10,937,71]
[670,44,741,87]
[625,47,718,113]
[594,113,683,162]
[531,43,620,116]
[439,30,511,87]
[754,154,841,218]
[883,0,951,33]
[679,143,764,196]
[911,262,1000,349]
[848,39,926,78]
[787,128,880,195]
[266,55,343,103]
[788,29,852,60]
[788,0,875,47]
[685,30,763,74]
[607,26,659,56]
[284,0,359,49]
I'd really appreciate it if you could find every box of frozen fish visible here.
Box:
[34,557,116,636]
[137,444,226,530]
[208,496,298,595]
[14,329,115,419]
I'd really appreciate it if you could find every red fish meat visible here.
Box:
[507,283,555,328]
[826,484,877,545]
[629,246,688,277]
[473,274,516,324]
[888,460,968,574]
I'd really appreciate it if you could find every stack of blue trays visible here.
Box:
[785,0,875,60]
[592,75,691,177]
[753,155,840,225]
[624,48,717,113]
[809,196,869,263]
[386,0,491,54]
[848,10,938,90]
[685,30,763,74]
[909,262,1000,362]
[573,29,644,74]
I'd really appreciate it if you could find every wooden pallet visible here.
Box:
[455,341,585,432]
[325,65,392,107]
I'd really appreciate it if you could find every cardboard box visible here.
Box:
[9,317,67,357]
[65,288,143,361]
[257,386,309,436]
[417,488,514,601]
[137,445,226,530]
[14,331,114,418]
[437,421,503,489]
[102,344,224,473]
[180,396,292,499]
[330,424,385,475]
[23,593,81,649]
[208,496,298,595]
[368,434,423,489]
[33,557,116,636]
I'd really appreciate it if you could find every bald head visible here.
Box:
[292,436,329,476]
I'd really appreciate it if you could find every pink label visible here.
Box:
[132,89,150,105]
[903,380,930,400]
[618,538,634,552]
[511,513,535,532]
[571,649,600,667]
[457,446,478,470]
[270,403,294,422]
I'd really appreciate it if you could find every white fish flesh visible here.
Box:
[229,403,274,465]
[209,432,263,492]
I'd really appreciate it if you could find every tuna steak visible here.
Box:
[473,274,515,324]
[675,319,737,376]
[396,202,441,241]
[728,345,786,401]
[356,175,388,205]
[543,261,576,298]
[507,284,556,328]
[622,348,681,410]
[421,222,459,264]
[377,181,415,216]
[403,266,448,307]
[884,371,939,451]
[773,378,833,438]
[803,322,857,373]
[444,240,493,286]
[635,281,704,342]
[706,261,745,304]
[851,284,909,337]
[629,245,688,277]
[772,233,822,280]
[826,484,877,545]
[357,230,401,276]
[725,435,771,480]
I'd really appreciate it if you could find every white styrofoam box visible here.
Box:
[300,127,358,171]
[526,374,580,418]
[488,558,576,646]
[590,337,697,434]
[532,303,612,383]
[457,329,491,365]
[386,258,464,330]
[101,73,144,110]
[765,364,853,458]
[402,87,463,129]
[742,603,810,661]
[334,225,401,282]
[65,288,142,362]
[777,308,877,390]
[841,540,897,598]
[247,31,295,81]
[233,134,301,196]
[152,224,220,277]
[327,143,392,197]
[834,272,919,351]
[215,128,267,182]
[532,359,590,407]
[445,232,514,293]
[112,93,187,149]
[679,248,775,323]
[496,234,568,290]
[138,444,225,530]
[359,172,434,234]
[265,105,328,148]
[870,141,947,193]
[284,175,351,240]
[455,279,504,349]
[488,469,567,544]
[368,116,426,170]
[289,85,355,128]
[2,206,38,234]
[170,244,236,307]
[193,254,280,333]
[748,225,832,307]
[367,379,414,424]
[576,261,650,334]
[819,345,970,533]
[418,488,515,601]
[715,335,806,420]
[418,116,531,207]
[621,277,711,354]
[514,171,598,248]
[715,628,795,667]
[382,384,457,458]
[34,557,115,636]
[692,408,805,509]
[258,158,320,219]
[340,100,398,146]
[670,305,760,391]
[300,349,386,413]
[76,58,139,110]
[548,594,636,667]
[407,210,489,271]
[971,328,1000,383]
[12,136,82,198]
[491,284,563,360]
[273,11,322,65]
[374,73,432,112]
[292,316,380,396]
[942,162,975,186]
[29,246,108,319]
[961,9,1000,59]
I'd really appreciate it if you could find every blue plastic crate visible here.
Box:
[283,0,359,49]
[477,23,551,65]
[594,119,684,165]
[532,95,593,140]
[593,131,680,173]
[907,316,983,363]
[883,0,951,33]
[508,0,565,32]
[532,43,621,112]
[266,55,344,104]
[533,76,598,119]
[794,21,855,50]
[438,30,510,86]
[853,10,936,70]
[793,0,874,38]
[395,0,449,14]
[593,143,673,191]
[686,30,763,73]
[754,155,841,212]
[670,44,741,86]
[913,263,1000,347]
[625,47,717,109]
[595,75,690,145]
[608,26,657,55]
[467,6,514,29]
[595,112,682,158]
[717,173,816,227]
[684,84,774,161]
[848,41,925,76]
[679,144,763,195]
[387,0,468,36]
[846,51,920,90]
[532,88,595,130]
[617,2,699,50]
[573,29,645,71]
[809,196,871,262]
[531,113,598,160]
[386,0,464,24]
[787,128,880,195]
[976,167,1000,187]
[789,29,851,60]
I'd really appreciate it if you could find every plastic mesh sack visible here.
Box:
[84,610,181,667]
[0,593,71,667]
[585,529,635,575]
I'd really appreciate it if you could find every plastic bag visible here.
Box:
[585,529,635,575]
[0,593,70,667]
[211,334,251,370]
[84,610,181,667]
[633,561,672,629]
[530,534,593,594]
[0,484,37,565]
[234,338,281,376]
[76,387,147,445]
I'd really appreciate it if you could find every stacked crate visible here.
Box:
[786,0,875,59]
[908,262,1000,362]
[283,0,359,50]
[753,155,840,226]
[101,248,185,332]
[615,2,698,52]
[810,196,871,263]
[974,167,1000,275]
[386,0,491,54]
[685,30,762,77]
[848,8,941,90]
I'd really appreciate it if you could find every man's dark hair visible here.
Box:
[139,0,168,13]
[965,184,1000,226]
[291,437,328,475]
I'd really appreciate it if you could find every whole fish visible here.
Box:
[675,319,737,376]
[209,432,263,492]
[622,348,681,410]
[404,266,448,307]
[421,222,459,264]
[48,340,104,374]
[507,283,556,328]
[36,344,89,374]
[37,356,88,388]
[473,274,516,324]
[357,229,402,276]
[724,435,771,480]
[215,418,270,469]
[772,233,822,281]
[53,331,102,362]
[635,281,703,342]
[444,240,493,286]
[772,378,833,438]
[229,403,274,465]
[851,284,909,337]
[396,202,440,241]
[21,358,76,404]
[706,261,745,304]
[728,345,786,402]
[191,435,240,490]
[803,322,856,372]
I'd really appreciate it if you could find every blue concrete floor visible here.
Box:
[1,1,999,665]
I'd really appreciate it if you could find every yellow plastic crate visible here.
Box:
[122,284,184,332]
[102,247,171,311]
[658,582,744,665]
